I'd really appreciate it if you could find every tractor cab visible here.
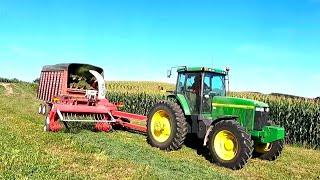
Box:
[173,67,228,117]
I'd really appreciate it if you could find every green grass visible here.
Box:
[0,85,5,94]
[1,83,320,179]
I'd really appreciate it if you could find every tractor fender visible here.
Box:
[167,94,191,115]
[203,116,238,146]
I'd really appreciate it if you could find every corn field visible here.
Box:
[106,81,320,149]
[107,81,175,94]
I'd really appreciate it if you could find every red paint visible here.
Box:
[95,122,112,132]
[111,111,147,121]
[38,63,148,134]
[121,122,147,133]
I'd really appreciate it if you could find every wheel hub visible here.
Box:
[213,130,238,161]
[151,110,171,143]
[255,143,272,153]
[224,139,234,151]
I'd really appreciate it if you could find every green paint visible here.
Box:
[213,96,268,108]
[212,103,255,110]
[252,126,285,143]
[212,96,268,130]
[210,96,285,143]
[177,67,226,74]
[176,94,191,115]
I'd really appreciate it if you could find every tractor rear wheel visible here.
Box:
[253,140,284,161]
[147,100,188,151]
[207,120,253,170]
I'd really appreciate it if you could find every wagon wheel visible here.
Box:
[39,103,52,116]
[43,116,50,132]
[38,104,43,114]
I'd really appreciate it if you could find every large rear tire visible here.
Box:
[253,140,284,161]
[207,120,253,170]
[147,100,188,151]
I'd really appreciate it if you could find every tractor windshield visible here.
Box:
[203,72,226,96]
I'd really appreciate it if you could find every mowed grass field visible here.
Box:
[1,83,320,179]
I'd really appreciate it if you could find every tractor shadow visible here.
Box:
[184,134,212,162]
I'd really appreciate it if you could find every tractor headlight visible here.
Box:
[255,107,269,112]
[255,107,265,112]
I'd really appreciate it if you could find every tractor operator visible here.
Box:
[190,75,210,94]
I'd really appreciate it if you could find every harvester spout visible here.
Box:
[89,70,106,99]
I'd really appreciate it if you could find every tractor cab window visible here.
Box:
[177,73,186,93]
[202,73,226,113]
[186,73,202,95]
[211,74,226,96]
[202,73,226,97]
[184,73,202,114]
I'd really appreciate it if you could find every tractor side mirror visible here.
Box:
[167,70,172,78]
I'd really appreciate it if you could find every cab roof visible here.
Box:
[177,66,227,74]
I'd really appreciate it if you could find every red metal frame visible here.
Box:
[39,63,148,134]
[47,96,147,133]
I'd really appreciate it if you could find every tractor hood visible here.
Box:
[212,96,269,109]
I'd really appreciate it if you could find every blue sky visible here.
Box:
[0,0,319,97]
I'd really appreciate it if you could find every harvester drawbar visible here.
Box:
[38,63,147,133]
[38,63,285,170]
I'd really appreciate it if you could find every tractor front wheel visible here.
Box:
[253,140,284,161]
[147,100,188,151]
[208,120,253,170]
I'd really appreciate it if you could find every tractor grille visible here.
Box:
[254,111,269,130]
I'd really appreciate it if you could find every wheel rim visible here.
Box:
[44,117,50,132]
[255,143,272,153]
[213,130,238,161]
[38,105,42,114]
[150,110,171,143]
[42,106,46,115]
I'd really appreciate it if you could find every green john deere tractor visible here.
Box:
[147,66,285,170]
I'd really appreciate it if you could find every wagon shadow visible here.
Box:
[62,122,98,134]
